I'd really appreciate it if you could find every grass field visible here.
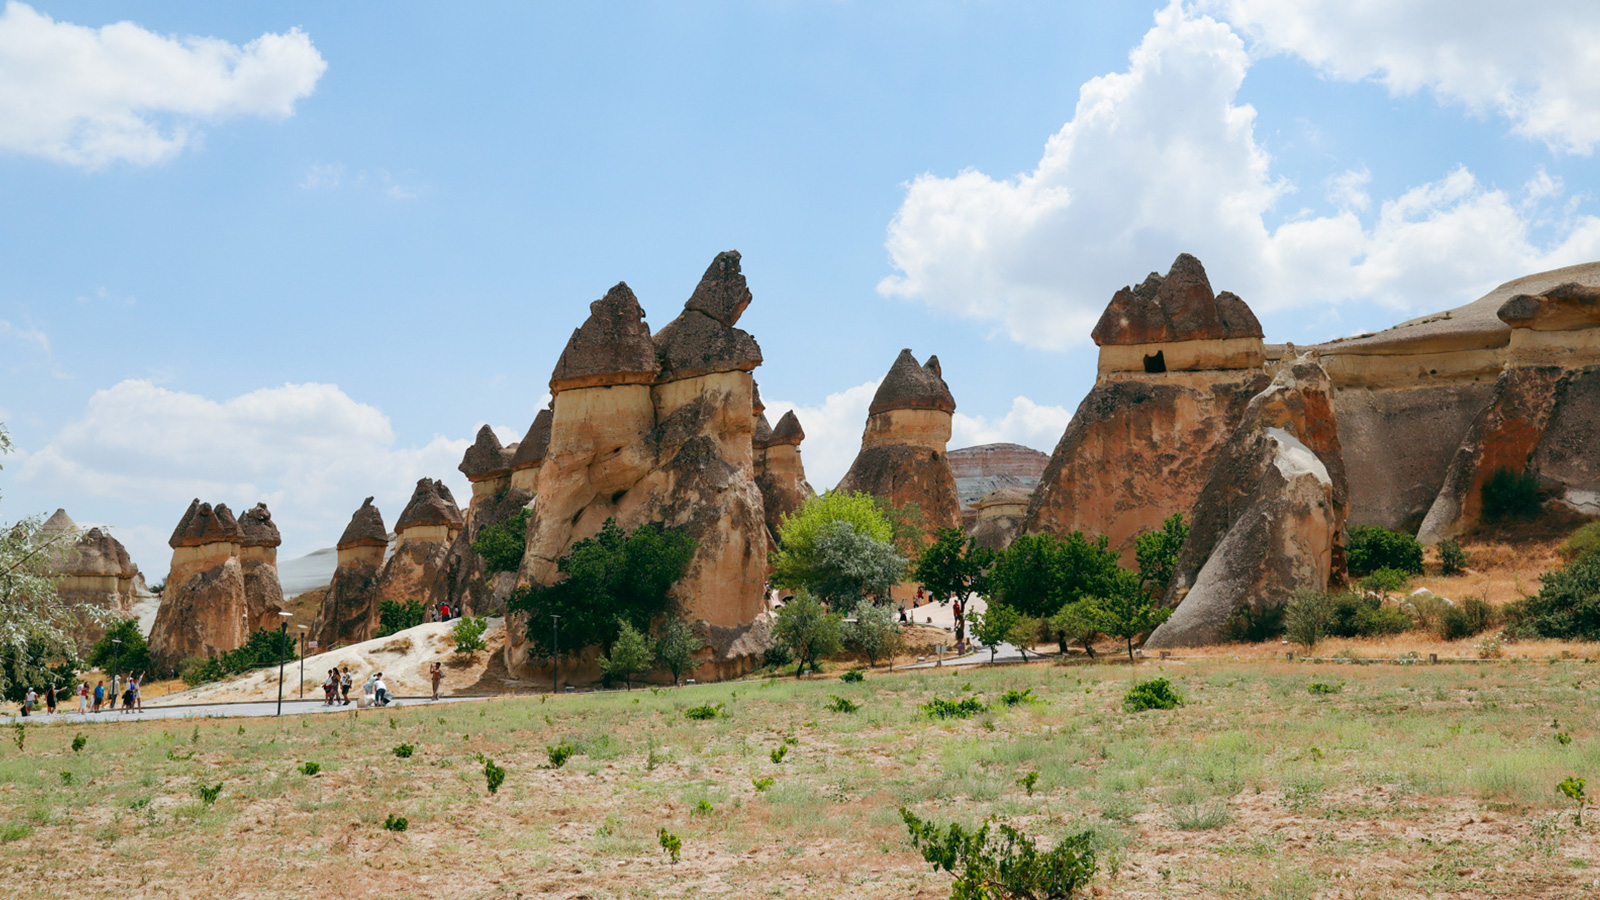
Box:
[3,657,1598,899]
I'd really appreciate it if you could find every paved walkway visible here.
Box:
[2,694,484,726]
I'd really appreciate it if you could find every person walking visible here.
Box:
[76,682,89,714]
[429,661,443,701]
[21,687,36,716]
[130,675,143,712]
[339,667,353,706]
[92,681,105,713]
[322,669,337,705]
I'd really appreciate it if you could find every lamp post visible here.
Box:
[297,625,308,700]
[276,611,294,716]
[551,613,561,695]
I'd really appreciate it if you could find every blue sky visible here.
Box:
[4,1,1600,572]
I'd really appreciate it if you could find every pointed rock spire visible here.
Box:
[1091,253,1263,346]
[459,425,512,481]
[549,282,660,392]
[653,251,763,383]
[239,503,282,549]
[769,410,805,447]
[510,407,554,472]
[867,349,957,416]
[753,412,774,448]
[337,497,389,550]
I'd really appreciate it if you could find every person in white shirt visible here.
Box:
[76,682,89,714]
[374,673,391,707]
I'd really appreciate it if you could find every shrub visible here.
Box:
[376,599,426,638]
[921,696,987,720]
[1347,526,1424,576]
[1222,602,1285,643]
[71,734,86,753]
[693,800,713,816]
[770,745,788,764]
[1285,589,1336,648]
[826,695,860,713]
[999,688,1039,707]
[752,777,775,792]
[839,669,864,683]
[900,808,1097,900]
[482,759,506,794]
[1351,600,1412,636]
[1172,800,1233,831]
[393,743,414,759]
[1523,552,1600,641]
[1562,522,1600,562]
[452,616,489,654]
[59,771,74,786]
[1482,467,1542,521]
[198,783,222,805]
[1358,568,1411,595]
[299,761,321,776]
[1017,771,1039,796]
[1557,776,1587,827]
[546,741,575,768]
[762,644,794,670]
[658,827,682,864]
[1123,678,1184,712]
[1439,539,1469,575]
[684,703,725,720]
[471,508,528,575]
[1307,681,1343,695]
[1439,596,1497,640]
[383,814,408,832]
[1476,630,1507,659]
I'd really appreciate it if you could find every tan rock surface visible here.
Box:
[312,498,389,648]
[147,556,248,670]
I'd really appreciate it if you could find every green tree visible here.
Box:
[471,508,529,575]
[1048,599,1101,657]
[86,619,152,677]
[1007,614,1044,662]
[969,602,1020,663]
[808,521,908,606]
[652,618,704,686]
[843,600,903,667]
[509,518,696,660]
[913,527,993,610]
[987,531,1125,619]
[1346,526,1424,576]
[376,599,426,637]
[1524,552,1600,641]
[772,493,905,605]
[599,619,654,689]
[772,593,844,677]
[1083,572,1170,661]
[1134,514,1188,598]
[452,616,489,654]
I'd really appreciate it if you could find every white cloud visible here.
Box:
[299,162,423,200]
[18,380,474,570]
[0,1,326,169]
[0,319,49,354]
[879,2,1600,350]
[1213,0,1600,154]
[951,397,1073,452]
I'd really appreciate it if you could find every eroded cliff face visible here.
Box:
[1024,254,1268,561]
[507,251,773,683]
[1149,356,1349,647]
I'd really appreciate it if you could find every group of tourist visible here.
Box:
[18,673,146,717]
[428,603,457,623]
[317,666,395,707]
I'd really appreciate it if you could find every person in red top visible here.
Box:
[439,603,450,621]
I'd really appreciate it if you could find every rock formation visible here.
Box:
[237,503,287,633]
[1147,356,1347,647]
[509,407,553,494]
[148,500,250,670]
[755,410,814,545]
[445,424,536,618]
[835,349,963,541]
[1416,281,1600,539]
[508,251,773,682]
[311,497,390,647]
[1025,254,1269,560]
[39,509,142,648]
[968,486,1032,551]
[374,478,463,618]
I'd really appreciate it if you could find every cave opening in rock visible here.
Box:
[1143,350,1166,373]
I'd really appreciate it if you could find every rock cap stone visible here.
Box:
[337,498,389,550]
[1499,282,1600,331]
[393,478,465,534]
[41,508,77,536]
[769,410,805,447]
[753,412,774,448]
[168,500,244,548]
[66,527,137,578]
[972,486,1032,510]
[459,425,512,481]
[549,282,660,393]
[510,407,554,471]
[684,250,753,327]
[868,349,956,416]
[238,503,282,549]
[1091,253,1263,346]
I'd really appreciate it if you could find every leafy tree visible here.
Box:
[987,532,1125,620]
[1082,571,1169,661]
[1346,526,1424,576]
[773,493,905,605]
[1007,614,1044,662]
[652,618,704,685]
[452,616,489,654]
[376,599,426,637]
[843,600,903,667]
[913,527,994,611]
[772,593,843,677]
[471,508,529,575]
[86,619,152,677]
[969,602,1020,663]
[1134,514,1188,598]
[1524,552,1600,641]
[1048,599,1100,657]
[599,619,653,689]
[876,498,930,559]
[509,518,696,659]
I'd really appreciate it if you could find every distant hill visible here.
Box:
[947,443,1049,507]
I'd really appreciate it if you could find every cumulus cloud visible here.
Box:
[1214,0,1600,155]
[0,2,326,168]
[18,380,475,568]
[879,2,1600,350]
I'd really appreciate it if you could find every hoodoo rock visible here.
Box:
[458,425,516,513]
[445,422,536,618]
[40,510,142,649]
[148,500,250,670]
[237,503,287,633]
[1147,356,1347,648]
[509,407,553,494]
[968,486,1032,551]
[755,410,813,545]
[835,349,963,542]
[374,479,463,618]
[1026,255,1269,560]
[509,251,773,682]
[1417,280,1600,539]
[312,498,390,647]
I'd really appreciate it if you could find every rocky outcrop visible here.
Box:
[375,479,463,618]
[509,407,553,494]
[445,422,537,619]
[1026,255,1269,560]
[40,510,142,649]
[148,500,250,670]
[237,503,287,634]
[509,251,774,683]
[947,443,1050,508]
[835,349,963,541]
[1148,356,1347,647]
[1417,281,1600,540]
[755,410,813,545]
[968,486,1032,551]
[312,498,389,647]
[459,425,516,513]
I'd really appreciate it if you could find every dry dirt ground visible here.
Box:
[3,656,1598,899]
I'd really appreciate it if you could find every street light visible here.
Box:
[551,613,561,695]
[297,625,308,700]
[276,611,293,716]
